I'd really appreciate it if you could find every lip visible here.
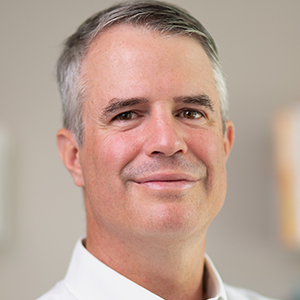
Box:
[131,173,199,190]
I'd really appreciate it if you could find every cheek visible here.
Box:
[102,131,142,170]
[187,128,227,192]
[84,130,143,182]
[81,132,139,214]
[187,129,225,165]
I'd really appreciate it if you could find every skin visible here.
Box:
[57,25,234,300]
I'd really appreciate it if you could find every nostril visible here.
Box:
[150,148,184,156]
[144,122,188,157]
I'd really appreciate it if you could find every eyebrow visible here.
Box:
[174,95,215,112]
[101,94,214,118]
[102,97,148,115]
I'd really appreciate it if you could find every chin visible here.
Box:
[133,200,208,240]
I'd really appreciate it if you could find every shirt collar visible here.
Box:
[64,239,227,300]
[204,254,227,300]
[65,239,163,300]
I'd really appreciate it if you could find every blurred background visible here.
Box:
[0,0,300,299]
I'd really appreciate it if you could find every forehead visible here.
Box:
[81,24,218,107]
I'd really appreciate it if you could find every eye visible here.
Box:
[179,109,204,119]
[113,111,138,121]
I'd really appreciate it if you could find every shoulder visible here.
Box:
[36,281,77,300]
[224,284,280,300]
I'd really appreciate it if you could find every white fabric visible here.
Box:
[37,239,279,300]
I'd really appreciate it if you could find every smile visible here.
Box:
[132,173,199,190]
[135,180,197,190]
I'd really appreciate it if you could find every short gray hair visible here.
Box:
[56,0,228,147]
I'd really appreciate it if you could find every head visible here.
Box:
[56,1,234,249]
[56,0,229,148]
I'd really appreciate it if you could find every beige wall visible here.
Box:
[0,1,299,299]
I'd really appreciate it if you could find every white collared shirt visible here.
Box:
[37,239,278,300]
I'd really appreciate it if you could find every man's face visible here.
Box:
[68,25,234,242]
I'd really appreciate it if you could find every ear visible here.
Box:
[223,120,235,160]
[56,128,85,187]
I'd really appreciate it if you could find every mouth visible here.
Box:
[132,173,199,190]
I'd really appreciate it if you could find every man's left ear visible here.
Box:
[223,120,235,160]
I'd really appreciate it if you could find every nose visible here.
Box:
[143,114,188,157]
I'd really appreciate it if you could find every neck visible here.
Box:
[86,213,207,300]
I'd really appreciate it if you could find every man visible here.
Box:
[38,1,278,299]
